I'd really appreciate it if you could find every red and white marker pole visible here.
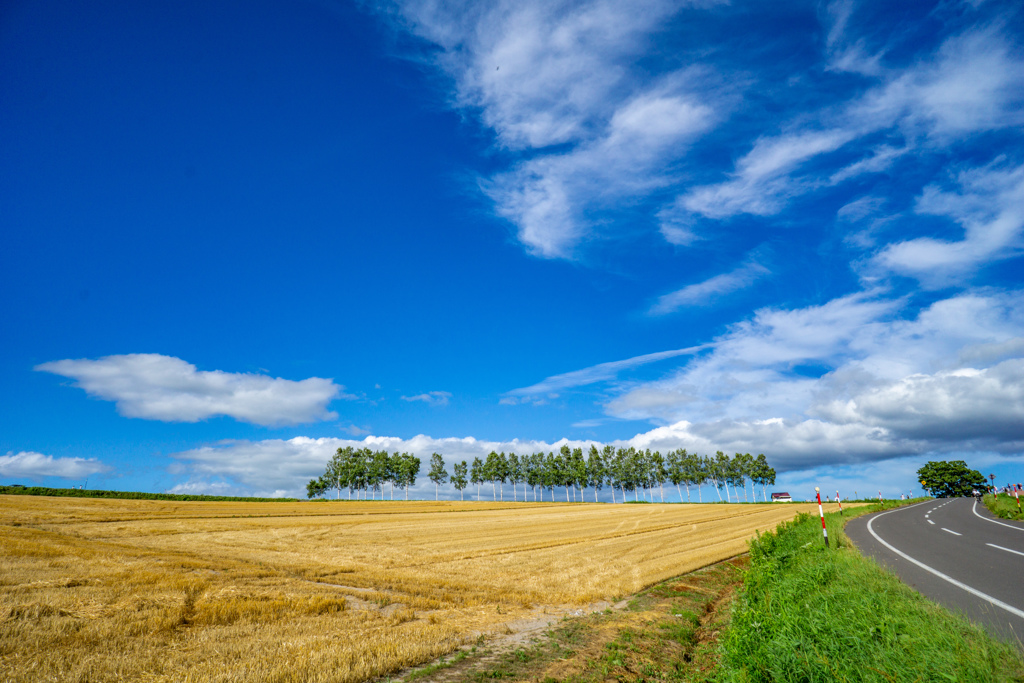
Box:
[878,490,882,503]
[816,487,829,548]
[835,490,843,515]
[1015,485,1021,513]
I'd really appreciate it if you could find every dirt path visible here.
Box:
[395,556,748,683]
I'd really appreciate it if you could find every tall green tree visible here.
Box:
[752,453,771,501]
[917,461,986,497]
[470,457,484,500]
[451,461,468,501]
[484,451,501,501]
[600,445,617,503]
[396,453,420,500]
[544,451,559,501]
[306,475,328,499]
[651,451,667,502]
[428,452,448,501]
[732,453,752,502]
[373,450,394,500]
[569,447,586,502]
[587,445,604,503]
[710,451,729,502]
[667,449,686,502]
[530,452,545,501]
[507,453,522,501]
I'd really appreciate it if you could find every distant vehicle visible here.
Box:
[771,492,793,502]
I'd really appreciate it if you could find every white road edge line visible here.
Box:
[987,543,1024,558]
[972,500,1024,531]
[867,505,1024,621]
[942,528,961,536]
[927,520,935,525]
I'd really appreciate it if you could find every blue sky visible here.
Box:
[2,0,1023,500]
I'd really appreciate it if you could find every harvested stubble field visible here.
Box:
[0,496,837,682]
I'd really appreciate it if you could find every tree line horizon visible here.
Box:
[306,445,777,504]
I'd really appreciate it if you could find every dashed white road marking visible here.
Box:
[987,543,1024,558]
[927,520,935,525]
[866,504,1024,621]
[942,528,962,536]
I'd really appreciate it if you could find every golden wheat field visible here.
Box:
[0,495,837,683]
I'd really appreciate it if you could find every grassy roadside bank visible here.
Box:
[718,500,1024,682]
[984,493,1024,521]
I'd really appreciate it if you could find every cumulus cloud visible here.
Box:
[401,391,452,406]
[36,354,343,426]
[0,451,109,481]
[598,289,1024,466]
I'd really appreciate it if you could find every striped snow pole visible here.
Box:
[816,487,829,548]
[835,490,843,515]
[878,490,882,503]
[1015,485,1021,513]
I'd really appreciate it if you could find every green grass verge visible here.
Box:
[0,485,296,502]
[718,501,1024,682]
[983,493,1024,521]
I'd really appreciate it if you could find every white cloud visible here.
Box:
[815,360,1024,443]
[484,75,717,257]
[852,26,1024,140]
[679,25,1024,223]
[391,0,687,150]
[597,289,1024,467]
[648,258,769,315]
[869,161,1024,286]
[505,345,706,401]
[0,451,109,481]
[682,129,854,219]
[401,391,452,406]
[382,0,722,258]
[836,195,885,223]
[36,354,342,426]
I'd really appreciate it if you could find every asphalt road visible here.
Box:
[846,497,1024,648]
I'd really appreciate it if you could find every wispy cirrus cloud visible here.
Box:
[503,345,707,402]
[648,256,770,315]
[380,0,725,258]
[36,354,343,426]
[401,391,452,406]
[869,161,1024,286]
[678,24,1024,224]
[0,451,109,481]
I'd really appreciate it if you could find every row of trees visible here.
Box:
[308,445,776,504]
[306,447,421,500]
